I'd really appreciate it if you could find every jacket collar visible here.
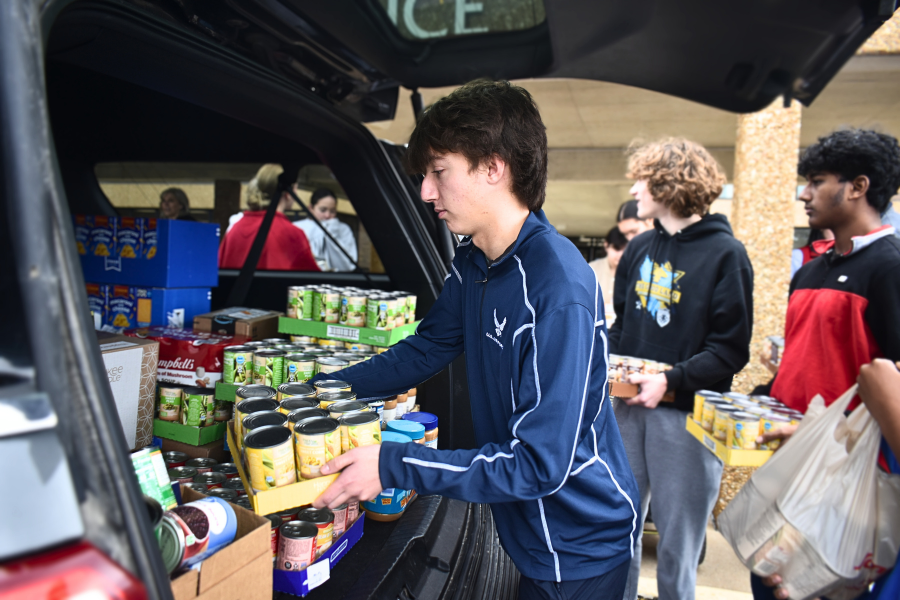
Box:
[464,210,555,275]
[821,225,895,258]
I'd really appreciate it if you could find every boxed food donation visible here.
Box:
[97,331,159,450]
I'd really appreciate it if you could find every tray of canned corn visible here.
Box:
[685,391,803,466]
[607,354,676,403]
[225,379,422,515]
[279,285,421,347]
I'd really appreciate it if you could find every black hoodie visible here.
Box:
[608,214,754,412]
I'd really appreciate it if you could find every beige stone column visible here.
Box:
[715,99,802,517]
[730,99,802,394]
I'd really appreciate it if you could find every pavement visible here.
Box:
[637,523,753,600]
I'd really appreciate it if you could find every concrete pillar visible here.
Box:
[715,99,802,518]
[730,99,802,394]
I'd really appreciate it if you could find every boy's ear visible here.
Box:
[485,153,507,185]
[849,174,870,201]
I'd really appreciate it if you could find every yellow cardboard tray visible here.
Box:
[227,422,337,515]
[685,414,773,467]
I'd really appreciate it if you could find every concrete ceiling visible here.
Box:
[366,54,900,236]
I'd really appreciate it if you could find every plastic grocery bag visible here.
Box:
[718,384,900,600]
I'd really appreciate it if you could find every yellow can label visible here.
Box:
[712,411,731,441]
[700,402,718,432]
[295,430,341,479]
[246,440,296,492]
[731,418,760,450]
[341,420,382,453]
[759,417,782,450]
[692,393,706,423]
[315,523,334,557]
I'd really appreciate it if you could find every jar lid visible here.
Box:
[401,411,438,430]
[382,431,413,444]
[386,420,425,439]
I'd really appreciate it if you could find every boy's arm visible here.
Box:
[665,264,754,392]
[858,359,900,457]
[315,302,602,506]
[308,267,465,398]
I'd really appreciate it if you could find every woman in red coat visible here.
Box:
[219,164,320,271]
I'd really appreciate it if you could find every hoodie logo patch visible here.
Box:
[487,309,506,349]
[635,256,684,327]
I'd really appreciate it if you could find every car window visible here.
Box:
[94,162,385,273]
[373,0,545,40]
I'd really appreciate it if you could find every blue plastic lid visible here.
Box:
[382,431,413,444]
[386,420,425,439]
[402,411,438,431]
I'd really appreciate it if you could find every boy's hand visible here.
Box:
[312,445,383,510]
[760,341,779,375]
[760,574,820,600]
[757,424,798,448]
[625,373,668,409]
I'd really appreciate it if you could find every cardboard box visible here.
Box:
[227,424,337,515]
[194,308,282,341]
[273,513,365,597]
[278,317,419,347]
[96,285,211,331]
[154,420,226,446]
[98,331,159,450]
[160,438,229,463]
[685,415,772,467]
[79,218,219,288]
[609,381,674,403]
[171,487,272,600]
[125,327,249,388]
[215,383,239,402]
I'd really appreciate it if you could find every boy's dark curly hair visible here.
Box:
[405,80,548,212]
[798,129,900,214]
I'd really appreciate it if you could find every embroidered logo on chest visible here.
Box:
[487,308,506,349]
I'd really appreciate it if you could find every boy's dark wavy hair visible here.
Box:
[798,129,900,214]
[405,80,548,212]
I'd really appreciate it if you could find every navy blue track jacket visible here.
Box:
[315,211,639,582]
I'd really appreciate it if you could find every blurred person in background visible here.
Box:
[610,137,753,600]
[218,164,319,271]
[789,228,834,278]
[616,199,654,240]
[159,187,196,221]
[293,188,358,272]
[589,226,629,325]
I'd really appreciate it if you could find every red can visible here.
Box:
[163,451,189,469]
[276,521,318,571]
[347,501,359,526]
[266,514,282,561]
[276,507,301,523]
[168,466,198,485]
[211,463,239,479]
[332,503,349,539]
[193,472,226,490]
[185,458,218,474]
[296,507,334,557]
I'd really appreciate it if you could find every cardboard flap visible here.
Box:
[171,568,199,600]
[195,551,272,600]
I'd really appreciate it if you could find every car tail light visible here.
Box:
[0,540,147,600]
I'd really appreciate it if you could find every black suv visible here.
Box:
[1,0,891,598]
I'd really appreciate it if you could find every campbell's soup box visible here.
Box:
[140,218,158,259]
[89,215,117,257]
[117,217,141,259]
[74,215,93,256]
[107,285,138,331]
[125,326,249,388]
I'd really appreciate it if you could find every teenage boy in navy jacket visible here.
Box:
[309,80,639,600]
[609,138,754,600]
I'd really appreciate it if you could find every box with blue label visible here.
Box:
[97,284,211,331]
[78,216,219,288]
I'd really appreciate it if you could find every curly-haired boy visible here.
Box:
[609,137,754,600]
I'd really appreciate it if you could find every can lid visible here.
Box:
[164,451,190,462]
[339,412,380,426]
[185,458,218,467]
[315,380,351,390]
[280,397,319,412]
[254,349,286,357]
[168,466,198,478]
[387,420,426,439]
[211,463,238,474]
[235,398,280,414]
[281,520,320,539]
[244,424,294,449]
[242,410,288,430]
[278,383,316,395]
[157,515,186,574]
[287,407,330,423]
[318,391,356,403]
[329,401,368,414]
[696,390,723,397]
[235,385,278,400]
[316,357,349,366]
[296,417,341,436]
[296,507,334,525]
[183,386,215,396]
[222,478,245,490]
[283,354,318,363]
[381,431,413,444]
[723,392,750,401]
[208,488,238,500]
[401,411,438,430]
[265,514,283,528]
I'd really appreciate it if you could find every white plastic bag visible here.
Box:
[718,384,900,600]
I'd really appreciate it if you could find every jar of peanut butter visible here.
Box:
[402,412,438,449]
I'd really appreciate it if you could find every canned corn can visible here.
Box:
[280,397,319,415]
[693,392,722,424]
[700,399,728,432]
[713,405,741,441]
[314,380,351,395]
[283,354,316,383]
[344,342,373,353]
[253,350,285,387]
[317,391,356,410]
[290,335,318,343]
[328,400,369,420]
[234,397,279,448]
[294,418,341,480]
[340,412,382,453]
[287,407,330,428]
[277,383,317,402]
[759,413,792,450]
[244,425,296,492]
[728,412,761,450]
[316,357,349,375]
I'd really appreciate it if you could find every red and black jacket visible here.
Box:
[772,226,900,413]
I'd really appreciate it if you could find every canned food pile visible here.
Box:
[692,391,803,451]
[156,384,232,427]
[231,381,407,490]
[222,338,381,387]
[286,286,417,330]
[607,354,674,382]
[271,504,361,571]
